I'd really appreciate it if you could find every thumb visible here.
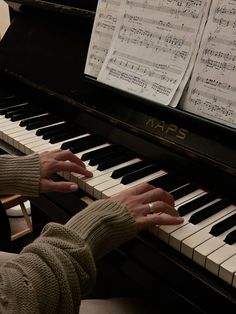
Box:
[40,179,78,193]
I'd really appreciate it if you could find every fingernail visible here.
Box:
[70,184,78,192]
[176,216,184,222]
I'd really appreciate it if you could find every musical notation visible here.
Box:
[97,0,207,106]
[182,0,236,128]
[196,75,236,93]
[126,0,203,19]
[84,0,120,77]
[189,88,235,122]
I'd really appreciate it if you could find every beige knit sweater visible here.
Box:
[0,154,137,313]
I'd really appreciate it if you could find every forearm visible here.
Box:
[0,224,96,314]
[0,200,137,314]
[0,154,40,196]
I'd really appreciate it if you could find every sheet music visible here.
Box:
[97,0,207,106]
[181,0,236,128]
[84,0,120,78]
[169,0,212,107]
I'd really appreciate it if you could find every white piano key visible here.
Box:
[17,132,43,145]
[11,130,38,146]
[28,133,91,153]
[206,245,236,276]
[89,159,142,193]
[158,191,207,243]
[76,143,111,159]
[191,237,225,268]
[74,159,140,192]
[53,144,112,189]
[14,132,39,145]
[2,127,28,144]
[181,207,236,259]
[1,121,23,132]
[168,198,233,251]
[102,170,167,198]
[0,116,13,125]
[1,122,23,141]
[0,120,21,132]
[174,189,206,206]
[181,228,213,259]
[28,142,62,154]
[93,177,122,199]
[95,169,165,200]
[219,253,236,285]
[2,127,29,147]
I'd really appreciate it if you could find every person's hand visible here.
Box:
[111,182,184,230]
[38,149,93,193]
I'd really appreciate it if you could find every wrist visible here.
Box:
[65,199,137,260]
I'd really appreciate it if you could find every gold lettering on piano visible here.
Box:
[145,116,188,140]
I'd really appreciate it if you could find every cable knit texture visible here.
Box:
[0,200,137,313]
[0,154,40,196]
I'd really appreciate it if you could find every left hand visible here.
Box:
[38,149,93,193]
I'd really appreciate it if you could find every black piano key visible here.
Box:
[97,153,135,171]
[121,164,160,185]
[178,191,217,217]
[2,103,30,116]
[37,122,68,137]
[63,136,105,153]
[111,160,151,179]
[171,182,199,200]
[61,134,91,150]
[49,128,85,143]
[0,93,15,101]
[209,213,236,236]
[0,97,25,109]
[189,199,232,225]
[148,173,188,192]
[10,109,46,122]
[82,144,118,162]
[5,106,31,118]
[224,229,236,245]
[25,116,62,130]
[69,136,105,153]
[20,113,46,126]
[88,146,126,166]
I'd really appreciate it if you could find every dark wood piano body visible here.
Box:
[0,1,236,312]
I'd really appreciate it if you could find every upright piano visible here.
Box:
[0,0,235,312]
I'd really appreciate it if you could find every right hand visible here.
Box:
[111,182,184,230]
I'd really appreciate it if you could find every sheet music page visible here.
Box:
[169,0,212,107]
[97,0,207,106]
[181,0,236,128]
[84,0,120,78]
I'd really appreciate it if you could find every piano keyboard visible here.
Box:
[0,92,236,288]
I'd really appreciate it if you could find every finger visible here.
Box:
[54,149,87,168]
[129,182,156,196]
[40,179,79,193]
[141,187,174,206]
[150,212,184,225]
[145,201,178,217]
[53,161,93,177]
[137,213,184,230]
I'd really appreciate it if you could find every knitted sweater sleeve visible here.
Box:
[0,200,137,314]
[0,154,40,196]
